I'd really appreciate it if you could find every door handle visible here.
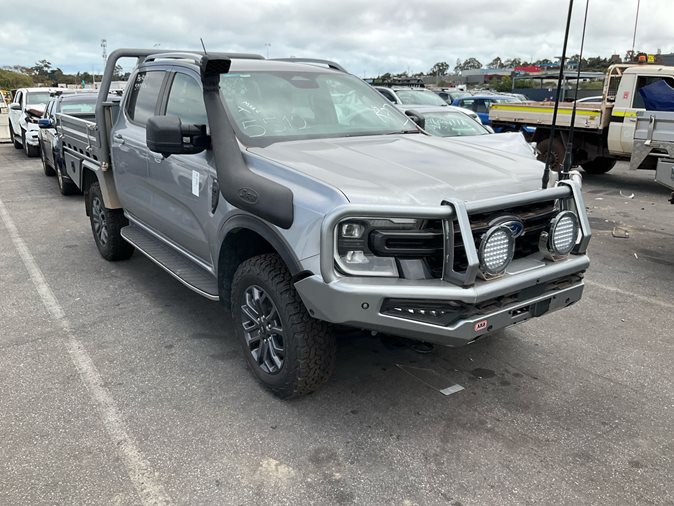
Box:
[112,133,125,145]
[150,153,163,162]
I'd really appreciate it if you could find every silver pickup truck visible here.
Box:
[631,110,674,203]
[58,48,591,398]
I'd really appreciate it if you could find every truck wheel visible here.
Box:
[56,165,78,195]
[581,157,616,175]
[231,253,336,399]
[88,182,134,261]
[22,129,39,157]
[9,121,21,149]
[536,137,565,172]
[41,146,56,176]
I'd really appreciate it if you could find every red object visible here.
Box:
[515,65,542,73]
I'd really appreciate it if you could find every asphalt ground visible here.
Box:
[0,142,672,506]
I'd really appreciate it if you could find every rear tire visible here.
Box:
[88,182,134,261]
[56,165,78,195]
[231,253,336,399]
[41,145,56,176]
[536,136,565,172]
[581,157,616,174]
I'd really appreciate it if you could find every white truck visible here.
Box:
[489,63,674,174]
[631,110,674,202]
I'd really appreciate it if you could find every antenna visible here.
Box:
[200,38,208,55]
[561,0,590,180]
[541,0,574,189]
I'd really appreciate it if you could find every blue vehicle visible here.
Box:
[451,94,536,137]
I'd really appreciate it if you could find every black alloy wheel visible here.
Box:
[240,285,285,374]
[90,193,109,246]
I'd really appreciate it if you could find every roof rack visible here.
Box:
[143,51,265,65]
[271,58,347,73]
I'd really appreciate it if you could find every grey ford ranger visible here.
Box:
[58,49,591,398]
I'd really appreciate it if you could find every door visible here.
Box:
[111,70,168,225]
[42,100,57,166]
[8,90,22,137]
[147,71,214,264]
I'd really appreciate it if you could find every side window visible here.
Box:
[14,91,23,106]
[378,89,396,103]
[165,73,207,126]
[474,100,489,114]
[461,99,474,110]
[632,76,674,109]
[126,71,165,125]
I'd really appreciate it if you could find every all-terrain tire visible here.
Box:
[9,121,21,149]
[231,253,336,399]
[536,136,565,172]
[88,182,134,261]
[41,145,56,176]
[581,157,616,175]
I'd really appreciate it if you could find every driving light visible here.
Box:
[478,225,515,277]
[341,222,365,238]
[547,211,579,256]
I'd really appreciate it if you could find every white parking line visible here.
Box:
[585,279,674,310]
[0,197,173,506]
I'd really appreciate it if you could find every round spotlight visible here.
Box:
[549,211,579,256]
[479,225,515,276]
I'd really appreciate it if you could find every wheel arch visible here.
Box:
[217,214,309,306]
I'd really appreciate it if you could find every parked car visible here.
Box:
[8,87,75,156]
[398,105,537,158]
[38,91,101,194]
[375,85,483,123]
[452,94,521,125]
[435,89,471,103]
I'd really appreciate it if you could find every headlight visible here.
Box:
[549,211,579,256]
[335,218,418,277]
[478,225,515,277]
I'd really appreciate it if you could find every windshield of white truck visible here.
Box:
[422,111,489,137]
[219,71,414,146]
[394,89,448,106]
[27,92,51,105]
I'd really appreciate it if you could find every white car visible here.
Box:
[8,87,74,157]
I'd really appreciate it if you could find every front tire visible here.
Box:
[9,121,21,149]
[231,254,336,399]
[22,129,39,157]
[88,182,134,261]
[581,157,616,174]
[56,165,78,195]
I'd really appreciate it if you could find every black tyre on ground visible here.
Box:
[88,182,134,261]
[56,164,78,195]
[9,121,21,149]
[536,136,565,172]
[40,145,56,176]
[22,129,40,157]
[231,253,336,399]
[581,157,616,175]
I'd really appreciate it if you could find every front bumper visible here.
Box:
[25,127,40,146]
[297,177,591,347]
[296,255,588,346]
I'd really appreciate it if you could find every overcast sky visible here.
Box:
[1,0,672,77]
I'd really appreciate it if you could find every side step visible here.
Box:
[121,223,219,300]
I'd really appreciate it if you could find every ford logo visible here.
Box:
[491,216,525,238]
[238,187,258,204]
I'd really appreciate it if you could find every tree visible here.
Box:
[112,64,125,80]
[487,57,503,69]
[454,59,462,73]
[503,57,522,68]
[31,59,52,77]
[460,57,482,70]
[0,69,34,88]
[429,61,449,76]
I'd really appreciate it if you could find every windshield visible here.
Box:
[422,111,488,137]
[394,89,448,106]
[219,71,414,146]
[27,92,52,105]
[450,91,471,101]
[58,95,98,114]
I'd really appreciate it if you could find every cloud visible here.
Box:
[1,0,672,76]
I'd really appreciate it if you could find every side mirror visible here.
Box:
[10,103,21,111]
[404,110,425,130]
[146,116,209,156]
[38,118,53,129]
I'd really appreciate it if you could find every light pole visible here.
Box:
[631,0,641,58]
